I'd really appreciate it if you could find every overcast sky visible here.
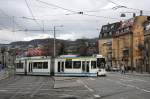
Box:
[0,0,150,44]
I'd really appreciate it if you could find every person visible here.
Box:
[0,62,2,71]
[121,64,125,74]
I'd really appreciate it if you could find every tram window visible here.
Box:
[37,62,42,69]
[58,62,60,67]
[97,58,105,68]
[91,61,97,69]
[16,63,23,69]
[73,61,81,69]
[43,62,48,69]
[58,62,61,72]
[82,62,86,71]
[33,62,38,69]
[65,61,72,69]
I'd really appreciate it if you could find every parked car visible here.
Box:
[97,69,107,77]
[110,67,120,72]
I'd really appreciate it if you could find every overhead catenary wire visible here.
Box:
[0,8,25,30]
[36,0,121,20]
[107,0,150,13]
[36,0,77,13]
[24,0,43,30]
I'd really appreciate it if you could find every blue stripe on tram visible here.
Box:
[55,72,97,76]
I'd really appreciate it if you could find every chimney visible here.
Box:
[133,13,136,17]
[140,10,143,16]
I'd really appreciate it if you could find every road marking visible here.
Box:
[110,74,148,82]
[0,90,7,92]
[90,78,95,81]
[119,79,134,82]
[77,79,94,92]
[0,91,31,94]
[59,94,80,98]
[30,82,44,97]
[107,78,150,93]
[122,76,148,82]
[94,94,101,98]
[84,84,94,92]
[39,88,89,92]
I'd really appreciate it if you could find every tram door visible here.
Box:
[82,61,89,73]
[58,62,64,72]
[28,62,33,74]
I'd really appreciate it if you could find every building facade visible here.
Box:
[112,27,132,70]
[99,16,150,73]
[99,22,120,68]
[144,20,150,73]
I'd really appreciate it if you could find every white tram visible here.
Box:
[54,55,105,77]
[15,56,51,75]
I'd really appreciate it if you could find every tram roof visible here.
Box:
[16,56,51,60]
[57,54,104,59]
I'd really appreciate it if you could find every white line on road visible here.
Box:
[119,79,134,82]
[30,82,44,97]
[0,90,7,92]
[94,94,101,98]
[122,76,148,82]
[77,79,94,92]
[107,78,150,93]
[110,74,148,82]
[39,88,89,92]
[84,84,94,92]
[89,78,95,81]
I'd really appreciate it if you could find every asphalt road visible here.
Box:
[0,73,150,99]
[80,73,150,99]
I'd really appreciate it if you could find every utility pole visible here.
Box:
[51,25,63,76]
[53,25,63,58]
[54,26,56,57]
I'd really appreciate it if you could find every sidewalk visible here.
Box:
[0,69,9,80]
[0,68,15,80]
[125,71,150,77]
[108,71,150,77]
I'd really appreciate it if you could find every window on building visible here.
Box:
[104,33,107,37]
[91,61,97,69]
[73,61,81,69]
[65,61,72,69]
[103,26,107,31]
[109,32,112,36]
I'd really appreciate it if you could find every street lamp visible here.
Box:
[53,25,63,57]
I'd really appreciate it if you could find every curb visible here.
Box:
[0,75,9,81]
[53,77,77,81]
[108,72,150,77]
[125,73,150,77]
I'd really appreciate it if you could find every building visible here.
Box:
[144,19,150,73]
[112,18,136,71]
[0,47,16,67]
[99,22,121,67]
[99,15,150,73]
[131,16,148,72]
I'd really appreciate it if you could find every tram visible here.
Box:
[15,55,105,76]
[54,55,105,77]
[15,56,51,75]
